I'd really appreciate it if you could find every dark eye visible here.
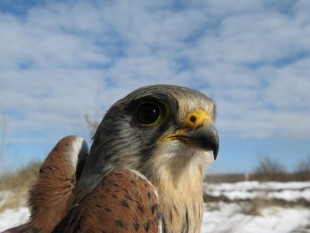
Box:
[136,103,161,125]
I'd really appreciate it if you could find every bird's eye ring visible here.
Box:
[136,102,161,125]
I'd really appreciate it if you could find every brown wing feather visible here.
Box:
[27,136,88,232]
[53,169,161,233]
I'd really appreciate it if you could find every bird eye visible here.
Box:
[136,103,161,125]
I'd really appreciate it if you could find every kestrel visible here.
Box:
[4,84,219,233]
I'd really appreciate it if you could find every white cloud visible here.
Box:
[0,0,310,150]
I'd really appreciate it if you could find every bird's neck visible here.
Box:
[144,158,205,233]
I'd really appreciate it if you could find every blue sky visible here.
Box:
[0,0,309,174]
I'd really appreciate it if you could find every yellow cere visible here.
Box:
[185,109,212,129]
[157,109,212,144]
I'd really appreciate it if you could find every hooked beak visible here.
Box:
[180,123,219,160]
[159,109,219,160]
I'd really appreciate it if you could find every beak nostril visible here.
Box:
[190,116,196,123]
[186,109,211,129]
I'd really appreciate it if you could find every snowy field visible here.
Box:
[202,181,310,233]
[204,181,310,202]
[1,181,309,233]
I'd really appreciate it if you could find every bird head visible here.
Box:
[80,84,219,193]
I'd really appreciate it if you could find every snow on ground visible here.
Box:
[204,181,310,202]
[202,202,310,233]
[1,205,309,233]
[0,181,309,232]
[0,207,29,231]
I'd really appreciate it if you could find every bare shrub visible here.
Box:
[294,156,310,181]
[252,157,288,181]
[205,173,245,183]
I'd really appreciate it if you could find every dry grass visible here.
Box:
[240,197,310,216]
[204,193,310,218]
[0,161,41,191]
[0,161,41,211]
[238,198,265,216]
[0,191,28,212]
